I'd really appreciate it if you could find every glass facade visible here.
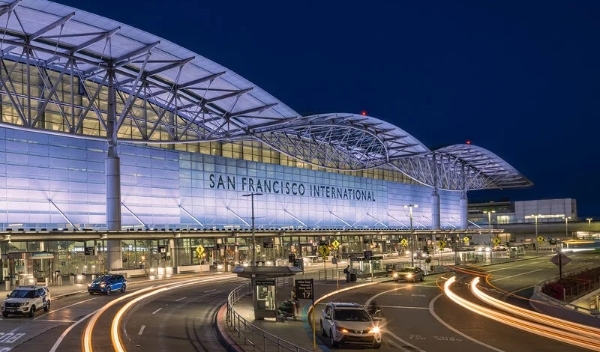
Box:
[0,128,463,230]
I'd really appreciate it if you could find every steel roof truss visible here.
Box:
[116,51,151,132]
[0,57,27,125]
[119,56,194,85]
[26,12,75,42]
[113,41,159,66]
[74,71,109,134]
[0,1,20,18]
[31,58,73,129]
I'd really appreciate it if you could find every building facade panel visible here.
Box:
[0,128,464,230]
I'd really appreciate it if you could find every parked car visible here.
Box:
[87,274,127,295]
[1,285,51,317]
[392,266,425,282]
[319,302,382,348]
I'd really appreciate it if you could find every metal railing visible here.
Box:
[226,283,312,352]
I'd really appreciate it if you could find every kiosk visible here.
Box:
[232,265,302,320]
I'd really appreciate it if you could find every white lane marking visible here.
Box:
[49,311,98,352]
[204,289,216,293]
[488,269,543,282]
[429,293,505,352]
[152,308,162,315]
[138,325,145,335]
[366,287,426,352]
[175,297,186,302]
[48,297,97,313]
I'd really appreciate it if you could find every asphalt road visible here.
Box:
[0,252,598,352]
[309,252,600,352]
[0,274,246,352]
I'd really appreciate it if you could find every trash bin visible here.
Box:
[350,273,357,282]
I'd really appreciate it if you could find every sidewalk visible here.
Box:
[217,276,401,352]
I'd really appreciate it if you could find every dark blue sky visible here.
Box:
[57,0,600,217]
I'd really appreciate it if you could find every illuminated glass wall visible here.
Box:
[0,127,462,230]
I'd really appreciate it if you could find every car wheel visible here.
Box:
[420,275,425,281]
[373,342,381,349]
[121,284,126,293]
[44,301,50,312]
[106,287,112,296]
[2,312,8,318]
[330,330,339,347]
[29,306,36,318]
[89,291,94,295]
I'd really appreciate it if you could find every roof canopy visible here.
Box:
[0,0,532,191]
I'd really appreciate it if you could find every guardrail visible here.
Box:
[226,283,312,352]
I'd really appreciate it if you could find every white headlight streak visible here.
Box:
[444,276,600,350]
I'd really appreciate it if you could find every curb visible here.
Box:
[215,304,245,352]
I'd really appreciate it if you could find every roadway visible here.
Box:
[0,251,598,351]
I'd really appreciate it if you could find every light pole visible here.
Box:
[243,192,263,266]
[404,204,418,266]
[531,214,540,253]
[587,218,592,238]
[484,210,495,261]
[565,216,571,239]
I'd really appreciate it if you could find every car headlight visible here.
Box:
[406,273,413,279]
[392,273,398,278]
[217,264,223,269]
[369,326,380,334]
[336,326,349,333]
[100,283,106,287]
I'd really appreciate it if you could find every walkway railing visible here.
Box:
[226,283,312,352]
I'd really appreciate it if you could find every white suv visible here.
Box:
[319,302,382,348]
[1,285,51,318]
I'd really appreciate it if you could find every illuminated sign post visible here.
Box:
[295,279,316,349]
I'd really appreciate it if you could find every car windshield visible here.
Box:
[400,268,416,272]
[9,290,35,299]
[335,309,371,322]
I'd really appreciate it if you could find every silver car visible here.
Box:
[319,302,382,349]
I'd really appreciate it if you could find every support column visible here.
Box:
[105,67,122,271]
[460,191,468,230]
[431,188,440,231]
[169,239,176,268]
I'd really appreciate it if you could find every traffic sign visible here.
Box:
[437,240,447,250]
[295,278,314,299]
[195,245,204,257]
[537,236,544,244]
[492,237,501,246]
[550,253,572,267]
[331,240,340,249]
[463,236,470,245]
[400,238,408,248]
[318,245,330,258]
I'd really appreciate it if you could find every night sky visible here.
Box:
[56,0,600,217]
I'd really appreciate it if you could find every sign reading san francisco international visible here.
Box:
[209,173,376,202]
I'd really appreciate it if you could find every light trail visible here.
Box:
[470,277,600,341]
[444,276,600,351]
[83,275,239,352]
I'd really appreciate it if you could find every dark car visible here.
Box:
[392,266,425,282]
[87,274,127,295]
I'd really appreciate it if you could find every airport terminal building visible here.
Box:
[0,1,531,281]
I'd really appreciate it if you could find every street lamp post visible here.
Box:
[484,210,495,261]
[243,192,263,266]
[531,214,540,253]
[587,218,592,238]
[404,204,418,266]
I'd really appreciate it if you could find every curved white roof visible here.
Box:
[0,0,532,190]
[0,0,299,140]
